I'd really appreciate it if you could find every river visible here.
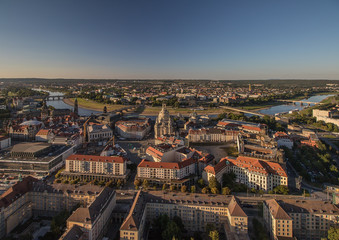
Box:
[33,89,100,116]
[258,94,334,115]
[34,89,333,117]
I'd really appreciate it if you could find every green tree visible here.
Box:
[222,187,231,195]
[209,230,219,240]
[142,179,149,189]
[116,179,122,188]
[202,187,209,194]
[197,178,205,188]
[328,226,339,240]
[205,223,216,235]
[273,185,289,195]
[170,185,176,191]
[191,185,196,193]
[210,187,219,194]
[162,183,168,190]
[181,185,187,193]
[162,221,181,240]
[134,179,141,187]
[208,176,220,190]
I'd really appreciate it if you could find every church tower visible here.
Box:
[74,98,79,116]
[41,100,49,120]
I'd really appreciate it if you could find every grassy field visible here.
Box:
[65,98,126,111]
[139,106,225,115]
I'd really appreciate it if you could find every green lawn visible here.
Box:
[66,98,126,111]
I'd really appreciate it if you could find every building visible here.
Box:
[0,177,103,239]
[274,132,293,149]
[65,187,116,240]
[264,198,339,240]
[0,142,74,175]
[313,109,339,126]
[8,119,44,141]
[154,104,175,138]
[301,134,320,148]
[63,154,128,183]
[203,158,229,185]
[115,118,151,140]
[217,119,267,135]
[0,136,11,150]
[188,128,239,143]
[120,191,248,240]
[35,129,54,142]
[203,156,288,191]
[263,199,293,240]
[87,123,113,142]
[145,144,192,162]
[137,158,197,187]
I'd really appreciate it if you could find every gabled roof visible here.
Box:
[120,190,144,231]
[265,199,292,220]
[138,158,196,170]
[228,196,247,217]
[0,176,38,208]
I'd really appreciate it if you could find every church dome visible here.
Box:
[20,120,43,126]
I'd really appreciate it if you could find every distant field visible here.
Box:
[65,98,125,111]
[140,106,225,115]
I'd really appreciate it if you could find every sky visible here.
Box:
[0,0,339,80]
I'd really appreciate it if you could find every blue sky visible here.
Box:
[0,0,339,79]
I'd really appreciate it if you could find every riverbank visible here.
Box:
[63,98,126,112]
[138,106,225,116]
[63,98,225,116]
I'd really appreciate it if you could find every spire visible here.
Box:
[74,98,79,116]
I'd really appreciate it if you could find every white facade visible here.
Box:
[87,124,113,142]
[137,159,196,180]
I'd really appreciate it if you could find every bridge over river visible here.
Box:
[220,106,267,117]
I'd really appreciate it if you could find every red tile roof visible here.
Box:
[226,156,287,177]
[67,154,127,163]
[138,158,197,170]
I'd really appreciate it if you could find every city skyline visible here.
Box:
[1,0,339,80]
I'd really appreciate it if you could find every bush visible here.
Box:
[222,187,231,195]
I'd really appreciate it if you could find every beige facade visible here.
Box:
[120,191,248,240]
[264,199,339,240]
[203,157,288,192]
[188,128,238,143]
[66,188,116,240]
[0,177,101,239]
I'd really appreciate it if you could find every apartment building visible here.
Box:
[63,154,128,182]
[203,158,229,184]
[0,177,102,239]
[145,144,193,162]
[137,158,197,187]
[203,156,287,191]
[263,199,293,240]
[120,191,248,240]
[264,199,339,240]
[217,119,267,135]
[65,187,116,240]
